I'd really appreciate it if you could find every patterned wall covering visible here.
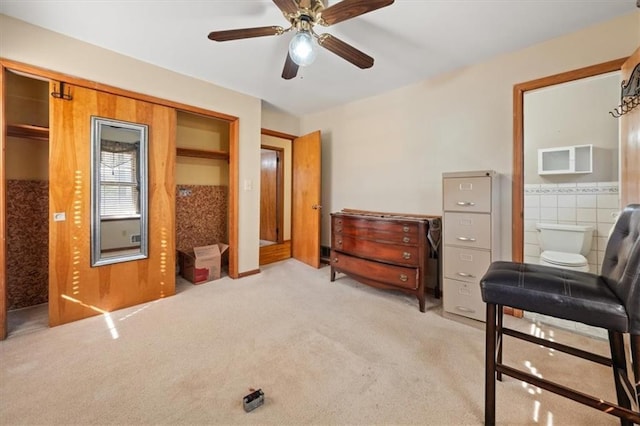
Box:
[176,185,228,252]
[7,180,49,310]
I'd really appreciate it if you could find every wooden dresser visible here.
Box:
[330,210,440,312]
[442,170,500,322]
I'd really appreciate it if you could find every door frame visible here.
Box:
[0,58,241,339]
[512,57,627,263]
[259,128,296,265]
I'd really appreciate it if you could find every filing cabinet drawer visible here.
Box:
[443,246,491,283]
[443,212,491,249]
[443,278,486,322]
[443,176,492,213]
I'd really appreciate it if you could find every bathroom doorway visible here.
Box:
[521,69,622,275]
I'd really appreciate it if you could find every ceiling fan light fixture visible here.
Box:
[288,30,317,67]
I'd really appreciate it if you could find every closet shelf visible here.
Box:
[7,124,49,141]
[176,147,229,160]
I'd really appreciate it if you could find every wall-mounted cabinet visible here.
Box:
[538,144,592,175]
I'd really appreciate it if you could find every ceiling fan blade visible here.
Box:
[282,52,299,80]
[317,34,374,69]
[272,0,300,15]
[208,26,284,42]
[319,0,394,26]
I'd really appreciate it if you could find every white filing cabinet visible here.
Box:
[442,170,500,321]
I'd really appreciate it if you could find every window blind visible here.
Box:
[100,151,139,217]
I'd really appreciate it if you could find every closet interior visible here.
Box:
[5,70,50,336]
[175,111,230,281]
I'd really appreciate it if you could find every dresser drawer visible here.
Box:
[333,216,419,239]
[443,278,486,322]
[443,212,491,249]
[334,236,419,266]
[443,246,491,283]
[331,250,419,290]
[443,176,492,213]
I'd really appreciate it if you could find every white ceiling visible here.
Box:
[1,1,636,116]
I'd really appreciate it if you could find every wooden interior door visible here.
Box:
[621,46,640,207]
[292,130,321,268]
[260,148,279,242]
[49,84,175,326]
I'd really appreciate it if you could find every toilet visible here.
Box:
[536,223,594,272]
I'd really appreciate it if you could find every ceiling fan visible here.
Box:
[207,0,395,80]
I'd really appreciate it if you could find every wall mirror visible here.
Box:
[91,116,148,266]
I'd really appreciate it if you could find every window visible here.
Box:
[100,149,139,217]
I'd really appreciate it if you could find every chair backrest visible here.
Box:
[601,204,640,333]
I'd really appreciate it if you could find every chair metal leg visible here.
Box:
[609,331,633,426]
[485,303,497,426]
[497,305,503,382]
[631,335,640,412]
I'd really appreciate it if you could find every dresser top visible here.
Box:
[331,209,441,224]
[442,170,497,178]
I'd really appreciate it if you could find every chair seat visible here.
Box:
[480,261,628,332]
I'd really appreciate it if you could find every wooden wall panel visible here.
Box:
[0,68,6,339]
[621,47,640,207]
[49,84,176,326]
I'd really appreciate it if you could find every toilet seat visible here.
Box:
[540,250,588,268]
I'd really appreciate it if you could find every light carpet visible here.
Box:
[0,259,618,425]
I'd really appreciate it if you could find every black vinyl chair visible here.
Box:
[480,204,640,425]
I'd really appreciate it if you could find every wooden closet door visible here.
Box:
[49,84,176,326]
[621,46,640,207]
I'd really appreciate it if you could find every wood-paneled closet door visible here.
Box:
[49,84,176,326]
[621,46,640,207]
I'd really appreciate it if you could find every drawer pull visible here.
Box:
[456,201,476,206]
[403,226,410,232]
[336,227,342,233]
[457,236,476,242]
[455,306,476,313]
[399,274,408,282]
[402,236,410,243]
[333,258,339,263]
[337,219,342,225]
[456,272,475,278]
[402,252,411,260]
[337,239,342,245]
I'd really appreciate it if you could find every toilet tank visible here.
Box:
[536,223,594,256]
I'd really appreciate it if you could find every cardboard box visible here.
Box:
[178,243,229,284]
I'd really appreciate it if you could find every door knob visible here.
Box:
[312,204,323,210]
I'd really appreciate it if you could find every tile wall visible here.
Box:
[523,181,620,274]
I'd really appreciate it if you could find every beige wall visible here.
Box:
[261,103,300,136]
[1,14,261,273]
[300,11,640,260]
